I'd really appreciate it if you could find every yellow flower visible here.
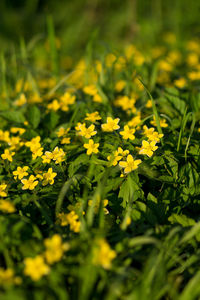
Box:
[44,234,69,264]
[58,211,81,232]
[52,147,66,164]
[139,140,158,157]
[93,94,102,103]
[107,147,129,166]
[115,96,136,112]
[119,155,142,174]
[0,184,7,197]
[1,149,15,162]
[85,111,101,122]
[42,151,54,163]
[150,116,168,128]
[42,168,57,186]
[14,93,27,106]
[120,125,135,140]
[83,85,98,96]
[10,127,25,135]
[56,127,69,137]
[31,146,43,160]
[13,166,29,180]
[143,125,164,142]
[92,239,116,269]
[84,139,99,155]
[77,123,97,139]
[101,117,120,132]
[174,77,187,89]
[24,255,50,281]
[0,268,21,286]
[88,198,109,214]
[21,175,38,190]
[146,99,152,108]
[47,99,60,111]
[115,80,126,92]
[0,199,16,213]
[61,137,71,144]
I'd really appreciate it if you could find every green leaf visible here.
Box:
[27,105,41,128]
[0,110,25,123]
[168,213,196,227]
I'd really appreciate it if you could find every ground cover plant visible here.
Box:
[2,23,200,299]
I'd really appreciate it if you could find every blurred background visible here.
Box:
[1,0,200,55]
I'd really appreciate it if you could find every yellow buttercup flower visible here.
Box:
[42,168,57,186]
[139,140,158,157]
[101,117,120,132]
[77,123,97,139]
[0,199,16,213]
[24,255,50,281]
[42,151,54,163]
[44,234,69,264]
[107,147,129,166]
[120,125,135,140]
[58,211,81,232]
[119,155,142,174]
[52,147,66,164]
[1,149,15,162]
[0,184,7,197]
[84,139,99,155]
[21,175,38,190]
[13,166,29,180]
[92,239,116,269]
[85,111,101,122]
[0,268,21,286]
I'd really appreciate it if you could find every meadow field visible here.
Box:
[1,1,200,299]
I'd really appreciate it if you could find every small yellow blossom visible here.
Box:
[84,139,99,155]
[143,125,164,142]
[85,111,101,122]
[101,117,120,132]
[42,151,54,163]
[120,125,135,140]
[150,116,168,128]
[77,123,97,139]
[14,93,27,106]
[119,155,142,174]
[10,127,25,135]
[61,137,71,144]
[44,234,69,264]
[92,239,116,269]
[146,99,152,108]
[42,168,57,186]
[52,147,66,164]
[107,147,129,166]
[1,149,15,162]
[0,268,21,286]
[21,175,38,190]
[47,99,60,111]
[174,78,187,89]
[139,140,158,157]
[115,80,126,92]
[56,127,69,137]
[58,211,81,232]
[0,199,16,213]
[24,255,50,281]
[93,93,103,103]
[13,166,29,180]
[0,184,7,197]
[83,85,98,96]
[88,198,109,214]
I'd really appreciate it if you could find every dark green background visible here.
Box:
[1,0,200,53]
